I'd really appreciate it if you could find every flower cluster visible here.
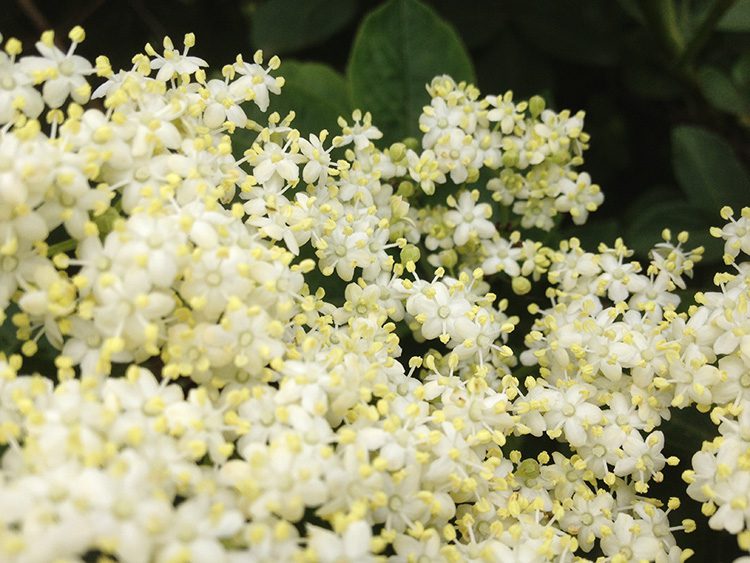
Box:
[0,28,745,563]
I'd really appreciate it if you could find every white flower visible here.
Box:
[0,46,44,123]
[231,51,283,112]
[406,280,472,342]
[337,109,383,151]
[307,521,374,563]
[444,189,496,246]
[146,34,207,82]
[541,383,603,447]
[20,32,92,108]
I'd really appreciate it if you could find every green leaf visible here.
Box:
[623,186,681,226]
[623,63,684,100]
[429,0,507,49]
[624,199,723,261]
[698,66,750,115]
[249,0,358,54]
[718,0,750,31]
[348,0,475,143]
[671,125,750,215]
[733,51,750,91]
[238,60,351,152]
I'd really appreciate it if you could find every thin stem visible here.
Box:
[47,238,77,256]
[636,0,685,61]
[679,0,739,68]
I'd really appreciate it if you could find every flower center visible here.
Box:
[59,59,76,76]
[1,76,16,90]
[1,255,18,272]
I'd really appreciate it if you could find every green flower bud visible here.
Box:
[389,142,407,162]
[400,244,421,265]
[397,181,415,197]
[512,276,531,295]
[402,137,419,151]
[529,95,545,118]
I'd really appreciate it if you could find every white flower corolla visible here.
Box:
[336,109,383,151]
[392,528,443,561]
[593,239,642,302]
[224,439,328,522]
[432,127,480,184]
[558,490,615,552]
[145,34,207,82]
[154,495,244,563]
[202,77,249,129]
[486,90,525,135]
[614,430,674,492]
[649,231,702,290]
[315,223,371,282]
[244,194,311,256]
[0,39,44,123]
[420,89,472,148]
[547,237,601,292]
[481,232,523,277]
[540,383,603,447]
[407,148,445,195]
[0,129,56,209]
[299,131,334,186]
[65,108,135,170]
[245,136,303,193]
[123,95,186,159]
[406,280,472,343]
[711,206,750,262]
[179,243,254,321]
[230,51,283,112]
[599,513,662,562]
[444,190,496,246]
[19,29,92,108]
[307,521,375,563]
[554,171,603,225]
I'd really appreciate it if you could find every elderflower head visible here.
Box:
[0,24,735,563]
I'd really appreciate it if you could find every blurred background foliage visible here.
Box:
[3,0,750,559]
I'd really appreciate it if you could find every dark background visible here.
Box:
[3,0,750,560]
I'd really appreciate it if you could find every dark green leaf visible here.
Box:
[430,0,507,49]
[698,66,750,115]
[733,51,750,91]
[671,125,750,215]
[623,186,682,226]
[616,0,646,23]
[348,0,475,143]
[624,199,723,261]
[249,0,358,53]
[718,0,750,31]
[623,64,684,100]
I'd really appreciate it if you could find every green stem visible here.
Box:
[679,0,738,68]
[636,0,685,61]
[47,238,77,256]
